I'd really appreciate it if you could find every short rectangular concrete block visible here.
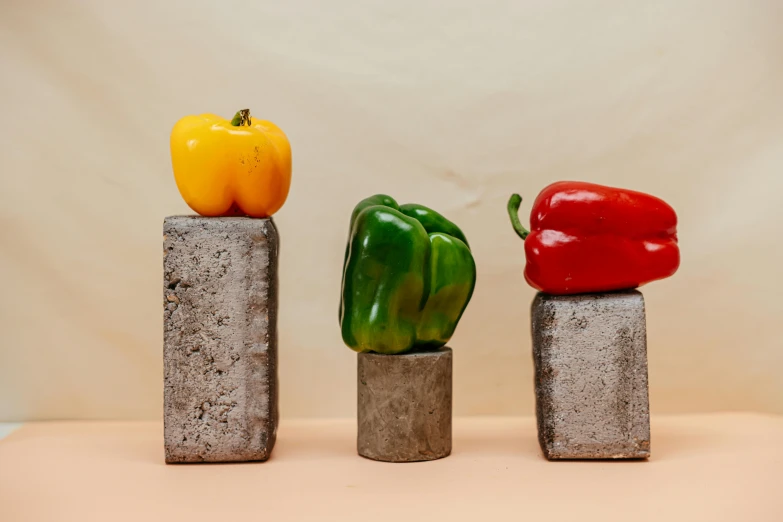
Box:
[357,348,452,462]
[163,216,279,463]
[532,290,650,459]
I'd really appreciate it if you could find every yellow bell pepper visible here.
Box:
[170,109,292,217]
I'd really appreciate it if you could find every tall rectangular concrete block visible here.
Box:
[163,216,279,463]
[532,290,650,459]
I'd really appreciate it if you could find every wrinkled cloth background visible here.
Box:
[1,0,781,421]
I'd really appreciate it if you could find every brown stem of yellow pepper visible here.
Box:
[170,108,292,218]
[230,109,252,127]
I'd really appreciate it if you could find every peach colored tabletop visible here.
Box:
[1,414,782,522]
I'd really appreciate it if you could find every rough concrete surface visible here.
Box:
[357,348,452,462]
[532,291,650,459]
[163,216,279,463]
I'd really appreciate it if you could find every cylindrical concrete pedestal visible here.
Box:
[357,348,452,462]
[532,290,650,460]
[163,216,279,463]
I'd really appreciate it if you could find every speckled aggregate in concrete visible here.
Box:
[532,291,650,459]
[163,217,278,463]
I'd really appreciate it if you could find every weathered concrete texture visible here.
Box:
[163,216,279,463]
[357,348,452,462]
[532,291,650,460]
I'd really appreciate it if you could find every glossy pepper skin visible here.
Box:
[508,181,679,295]
[170,109,291,217]
[340,195,476,354]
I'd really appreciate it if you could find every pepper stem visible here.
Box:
[507,194,530,240]
[230,109,252,126]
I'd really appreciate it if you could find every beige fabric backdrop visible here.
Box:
[1,1,781,421]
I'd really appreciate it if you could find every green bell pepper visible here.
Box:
[339,194,476,354]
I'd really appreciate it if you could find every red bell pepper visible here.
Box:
[507,181,680,295]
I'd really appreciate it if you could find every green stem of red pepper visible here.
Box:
[507,194,530,240]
